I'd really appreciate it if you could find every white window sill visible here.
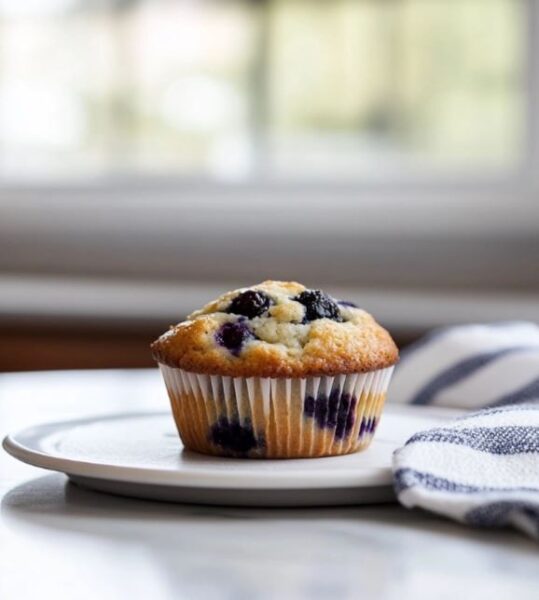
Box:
[1,274,538,336]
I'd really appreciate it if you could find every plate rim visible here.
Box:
[2,405,463,491]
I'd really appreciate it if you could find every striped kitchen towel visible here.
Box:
[389,321,539,409]
[389,322,539,539]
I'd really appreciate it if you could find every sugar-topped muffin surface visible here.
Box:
[151,281,398,378]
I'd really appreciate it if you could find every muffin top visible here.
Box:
[151,280,398,378]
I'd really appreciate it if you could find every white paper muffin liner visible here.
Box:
[159,364,394,458]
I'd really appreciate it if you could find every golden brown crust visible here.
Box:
[151,280,398,378]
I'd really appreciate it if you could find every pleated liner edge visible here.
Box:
[159,365,394,458]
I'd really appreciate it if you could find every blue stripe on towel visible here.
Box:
[394,468,484,494]
[405,426,539,454]
[457,404,539,421]
[409,346,539,406]
[491,377,539,407]
[394,468,539,496]
[465,502,539,535]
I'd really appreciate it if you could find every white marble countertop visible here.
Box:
[1,369,538,600]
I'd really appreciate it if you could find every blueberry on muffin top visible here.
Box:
[294,289,343,323]
[151,280,398,378]
[227,290,272,319]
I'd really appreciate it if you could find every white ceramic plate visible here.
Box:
[3,405,460,507]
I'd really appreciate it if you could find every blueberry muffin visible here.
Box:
[152,281,398,459]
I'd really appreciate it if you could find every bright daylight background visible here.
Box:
[0,0,538,370]
[0,0,526,179]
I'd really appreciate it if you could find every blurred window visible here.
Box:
[0,0,528,182]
